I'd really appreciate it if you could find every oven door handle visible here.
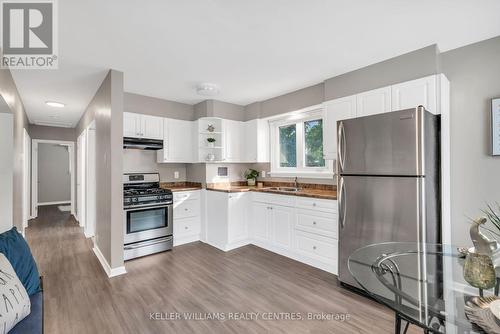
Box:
[124,204,172,212]
[124,236,172,250]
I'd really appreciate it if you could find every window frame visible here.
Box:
[269,106,333,179]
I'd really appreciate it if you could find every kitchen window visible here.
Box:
[270,107,333,178]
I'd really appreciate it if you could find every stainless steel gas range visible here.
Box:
[123,173,173,260]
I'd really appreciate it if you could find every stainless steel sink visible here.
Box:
[267,187,301,192]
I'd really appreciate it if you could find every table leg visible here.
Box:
[395,313,402,334]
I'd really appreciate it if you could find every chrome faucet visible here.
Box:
[294,177,299,189]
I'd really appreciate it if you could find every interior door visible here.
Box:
[339,108,421,176]
[77,132,86,228]
[338,175,421,288]
[86,124,96,237]
[22,129,31,228]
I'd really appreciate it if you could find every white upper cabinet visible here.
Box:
[141,115,164,140]
[157,118,195,163]
[123,112,163,140]
[356,86,391,118]
[123,112,142,138]
[243,119,270,163]
[391,75,437,114]
[224,119,243,162]
[323,95,356,160]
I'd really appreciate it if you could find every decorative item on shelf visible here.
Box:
[463,215,499,290]
[207,137,216,148]
[207,124,215,133]
[206,153,215,162]
[244,169,259,186]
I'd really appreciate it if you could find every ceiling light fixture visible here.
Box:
[196,83,220,97]
[45,101,65,108]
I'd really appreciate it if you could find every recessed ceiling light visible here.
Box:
[45,101,65,108]
[196,83,219,97]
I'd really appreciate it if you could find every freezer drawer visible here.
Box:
[338,108,434,176]
[338,175,424,287]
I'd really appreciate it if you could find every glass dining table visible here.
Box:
[348,242,500,334]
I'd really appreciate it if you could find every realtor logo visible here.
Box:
[1,0,58,69]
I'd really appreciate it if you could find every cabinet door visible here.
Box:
[224,120,243,162]
[323,96,356,160]
[244,120,258,162]
[141,115,164,140]
[252,202,271,243]
[356,86,391,118]
[228,193,248,243]
[271,205,293,250]
[391,75,437,114]
[123,112,142,138]
[166,119,194,162]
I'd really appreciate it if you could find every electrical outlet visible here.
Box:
[174,171,179,179]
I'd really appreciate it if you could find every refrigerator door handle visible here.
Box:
[338,121,346,172]
[338,176,346,229]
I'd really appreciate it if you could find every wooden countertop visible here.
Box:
[160,182,202,192]
[206,185,337,200]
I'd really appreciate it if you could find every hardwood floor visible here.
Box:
[26,205,418,333]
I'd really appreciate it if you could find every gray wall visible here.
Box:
[0,52,31,232]
[324,45,440,100]
[29,124,76,142]
[124,92,194,121]
[37,143,70,204]
[194,100,245,121]
[0,111,13,233]
[76,70,124,270]
[441,36,500,247]
[123,149,187,182]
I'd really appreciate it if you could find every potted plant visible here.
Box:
[207,137,216,148]
[244,169,259,186]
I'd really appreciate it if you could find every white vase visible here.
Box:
[247,179,256,186]
[208,142,215,148]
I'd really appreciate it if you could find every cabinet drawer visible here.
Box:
[174,217,200,236]
[296,197,337,213]
[295,231,338,263]
[174,199,200,219]
[252,192,295,207]
[173,191,200,202]
[296,209,337,238]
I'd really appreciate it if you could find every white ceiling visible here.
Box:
[11,0,500,127]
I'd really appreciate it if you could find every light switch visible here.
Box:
[174,171,179,179]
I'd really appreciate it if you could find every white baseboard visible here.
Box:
[173,234,200,247]
[84,230,94,239]
[38,201,71,206]
[92,245,127,278]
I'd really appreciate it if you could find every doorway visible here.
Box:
[31,140,75,219]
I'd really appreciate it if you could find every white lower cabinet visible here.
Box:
[250,193,338,275]
[203,191,338,275]
[206,191,250,251]
[173,190,201,246]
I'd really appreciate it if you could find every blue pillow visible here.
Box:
[0,227,40,295]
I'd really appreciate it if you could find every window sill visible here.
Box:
[268,171,334,179]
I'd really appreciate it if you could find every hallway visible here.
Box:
[26,205,409,334]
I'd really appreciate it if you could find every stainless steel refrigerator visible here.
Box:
[337,106,441,288]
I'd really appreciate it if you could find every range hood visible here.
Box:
[123,137,163,150]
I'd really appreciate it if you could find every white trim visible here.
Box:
[31,139,75,219]
[173,234,201,247]
[269,108,333,177]
[22,129,31,234]
[38,201,71,206]
[438,74,451,245]
[268,171,334,179]
[92,246,127,278]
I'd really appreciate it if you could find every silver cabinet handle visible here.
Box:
[312,203,317,207]
[184,226,188,230]
[313,246,317,250]
[313,221,317,225]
